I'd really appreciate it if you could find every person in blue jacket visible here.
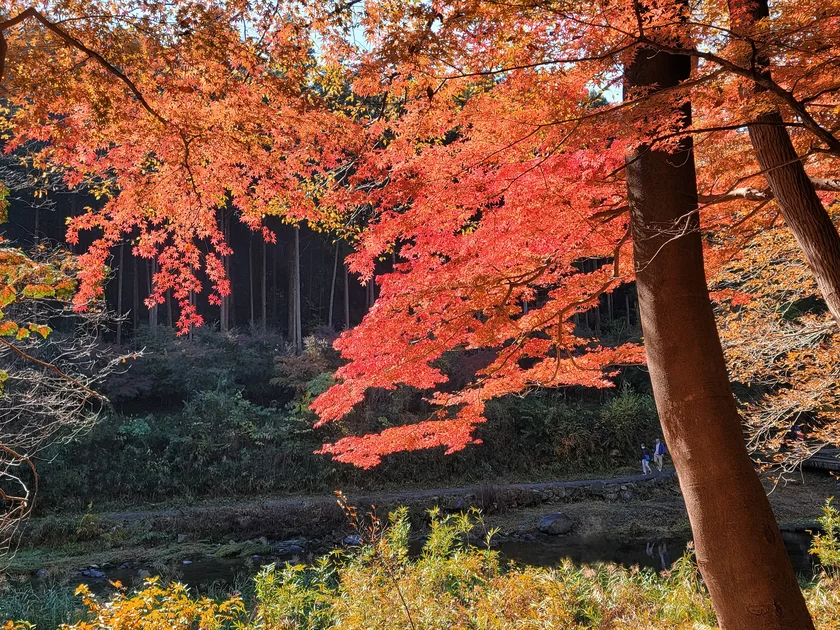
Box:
[654,438,667,472]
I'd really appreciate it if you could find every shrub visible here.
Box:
[812,498,840,573]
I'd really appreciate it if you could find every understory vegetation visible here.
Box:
[4,501,840,630]
[31,327,658,512]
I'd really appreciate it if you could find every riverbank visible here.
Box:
[8,470,836,583]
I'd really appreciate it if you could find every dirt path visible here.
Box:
[102,469,677,523]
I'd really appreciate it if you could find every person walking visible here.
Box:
[654,438,666,472]
[641,444,652,475]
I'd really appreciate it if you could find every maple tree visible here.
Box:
[714,219,840,473]
[1,0,360,331]
[2,0,840,625]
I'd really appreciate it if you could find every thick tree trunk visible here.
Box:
[328,243,339,330]
[727,0,840,325]
[624,42,814,630]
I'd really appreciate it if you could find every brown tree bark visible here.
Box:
[730,0,840,324]
[624,40,814,630]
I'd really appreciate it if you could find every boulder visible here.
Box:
[537,512,573,536]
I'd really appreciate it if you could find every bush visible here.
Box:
[10,507,840,629]
[812,498,840,573]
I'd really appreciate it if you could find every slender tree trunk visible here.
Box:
[625,289,631,327]
[249,234,256,329]
[132,253,139,332]
[220,210,231,333]
[261,238,267,333]
[147,259,158,336]
[294,227,302,353]
[343,255,350,330]
[287,236,295,343]
[188,291,195,341]
[728,0,840,325]
[624,38,814,630]
[166,289,173,328]
[328,242,339,330]
[116,244,124,346]
[272,242,279,326]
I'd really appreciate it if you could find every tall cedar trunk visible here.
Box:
[148,259,158,335]
[272,242,278,326]
[188,291,195,341]
[261,238,267,333]
[132,253,139,332]
[343,256,350,330]
[624,43,814,629]
[249,234,256,328]
[116,243,124,345]
[166,290,173,328]
[328,243,339,329]
[729,0,840,324]
[294,227,302,353]
[220,211,230,333]
[287,235,295,343]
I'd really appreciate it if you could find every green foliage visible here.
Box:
[598,382,661,452]
[0,581,83,628]
[32,328,660,512]
[812,498,840,573]
[12,509,840,629]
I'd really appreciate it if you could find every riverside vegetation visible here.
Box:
[3,499,840,629]
[32,326,659,513]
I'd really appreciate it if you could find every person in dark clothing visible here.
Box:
[641,444,652,474]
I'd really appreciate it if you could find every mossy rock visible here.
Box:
[214,541,272,558]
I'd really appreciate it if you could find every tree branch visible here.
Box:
[0,7,169,127]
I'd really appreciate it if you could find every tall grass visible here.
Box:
[5,502,840,629]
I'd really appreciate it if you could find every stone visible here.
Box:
[274,544,304,555]
[177,534,188,543]
[137,569,151,578]
[214,541,273,558]
[35,568,50,578]
[537,512,573,536]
